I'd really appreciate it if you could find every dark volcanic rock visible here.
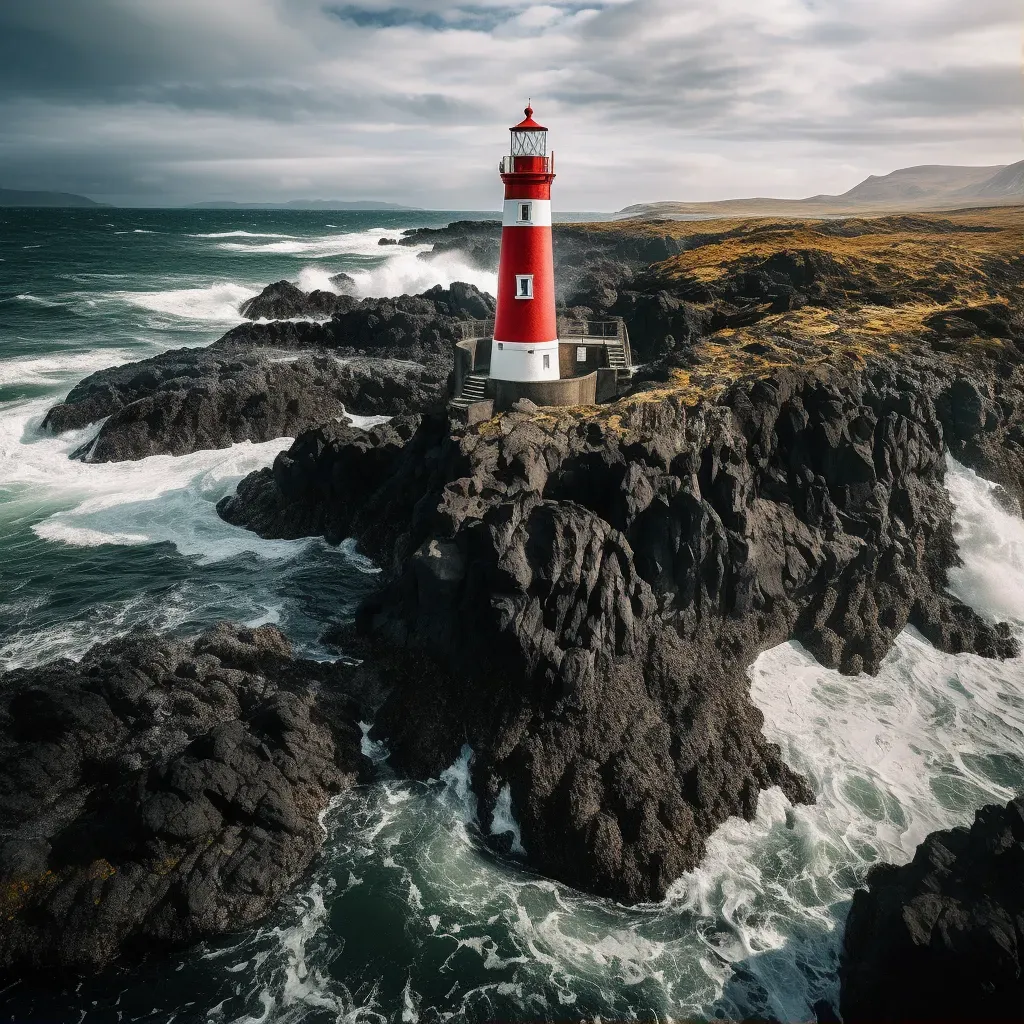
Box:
[229,281,495,364]
[44,349,445,463]
[221,354,1018,904]
[41,280,493,462]
[840,796,1024,1022]
[239,279,357,320]
[0,624,364,977]
[217,415,421,546]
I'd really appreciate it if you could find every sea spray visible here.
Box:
[347,249,497,299]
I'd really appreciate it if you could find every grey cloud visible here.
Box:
[0,0,1019,207]
[857,66,1022,114]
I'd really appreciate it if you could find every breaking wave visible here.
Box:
[347,250,497,298]
[189,230,298,239]
[0,349,138,387]
[109,281,257,322]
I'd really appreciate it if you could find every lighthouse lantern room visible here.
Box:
[490,104,560,384]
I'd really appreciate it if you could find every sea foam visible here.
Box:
[0,349,139,388]
[110,281,257,322]
[347,250,497,299]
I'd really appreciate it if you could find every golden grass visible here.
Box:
[653,224,1020,301]
[470,209,1022,433]
[574,205,1024,243]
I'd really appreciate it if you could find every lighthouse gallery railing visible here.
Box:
[457,317,632,367]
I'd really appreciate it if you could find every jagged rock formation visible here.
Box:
[238,279,495,329]
[43,350,443,463]
[239,278,357,319]
[218,208,1024,904]
[221,355,1019,902]
[41,282,494,461]
[0,625,364,977]
[218,415,422,545]
[840,797,1024,1022]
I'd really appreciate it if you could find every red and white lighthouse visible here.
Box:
[490,104,559,383]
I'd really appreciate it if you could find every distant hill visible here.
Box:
[191,200,422,211]
[618,161,1024,219]
[964,160,1024,199]
[834,164,1005,204]
[0,188,108,208]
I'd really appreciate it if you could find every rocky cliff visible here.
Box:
[219,208,1024,905]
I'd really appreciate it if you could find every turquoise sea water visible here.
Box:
[1,210,1023,1023]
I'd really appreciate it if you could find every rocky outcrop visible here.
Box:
[840,797,1024,1022]
[44,350,444,462]
[221,351,1018,903]
[41,282,495,461]
[215,210,1024,905]
[236,276,492,322]
[218,415,421,546]
[239,279,357,319]
[0,624,365,977]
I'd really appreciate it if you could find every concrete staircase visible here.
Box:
[450,372,488,410]
[605,341,628,371]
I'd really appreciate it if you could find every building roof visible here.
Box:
[511,103,546,132]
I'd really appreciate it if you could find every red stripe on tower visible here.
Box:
[490,104,560,383]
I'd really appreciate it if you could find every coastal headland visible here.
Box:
[5,206,1024,1017]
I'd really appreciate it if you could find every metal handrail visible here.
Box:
[460,317,625,341]
[556,318,625,341]
[457,319,495,341]
[499,155,554,175]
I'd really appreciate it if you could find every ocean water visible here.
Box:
[1,210,1023,1023]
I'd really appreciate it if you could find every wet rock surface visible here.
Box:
[41,282,492,461]
[238,279,495,342]
[44,349,444,463]
[217,414,421,546]
[840,796,1024,1022]
[223,350,1020,903]
[0,624,365,977]
[239,278,357,319]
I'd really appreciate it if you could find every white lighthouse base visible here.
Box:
[489,339,559,382]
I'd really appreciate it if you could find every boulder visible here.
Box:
[239,280,357,320]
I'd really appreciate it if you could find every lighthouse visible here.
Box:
[489,104,560,384]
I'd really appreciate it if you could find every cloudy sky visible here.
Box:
[0,0,1019,209]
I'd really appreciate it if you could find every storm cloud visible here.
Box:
[0,0,1018,207]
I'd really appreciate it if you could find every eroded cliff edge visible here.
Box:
[219,209,1024,905]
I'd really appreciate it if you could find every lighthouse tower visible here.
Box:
[489,104,559,384]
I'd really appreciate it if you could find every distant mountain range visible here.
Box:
[0,188,109,208]
[618,160,1024,219]
[190,200,422,211]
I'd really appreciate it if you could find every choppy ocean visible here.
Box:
[1,208,1022,1023]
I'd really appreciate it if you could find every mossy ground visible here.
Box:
[472,207,1023,436]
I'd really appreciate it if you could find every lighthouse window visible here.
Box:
[515,274,534,299]
[511,130,547,157]
[543,354,550,370]
[518,202,532,223]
